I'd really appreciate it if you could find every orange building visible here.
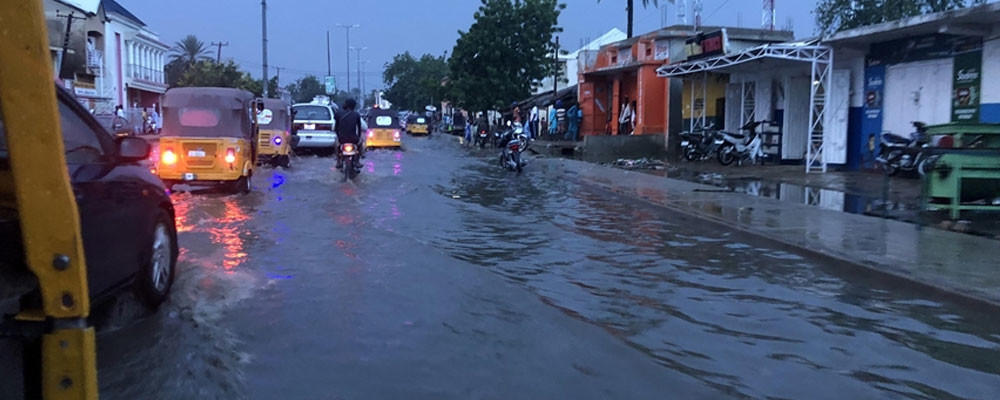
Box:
[578,26,794,140]
[578,34,672,136]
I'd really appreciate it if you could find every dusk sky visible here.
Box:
[119,0,822,91]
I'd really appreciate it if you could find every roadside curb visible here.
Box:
[547,158,1000,311]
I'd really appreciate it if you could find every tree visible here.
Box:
[240,75,279,98]
[448,0,565,112]
[170,35,210,65]
[286,75,326,103]
[382,52,449,110]
[176,60,244,89]
[164,58,188,87]
[598,0,658,38]
[815,0,984,35]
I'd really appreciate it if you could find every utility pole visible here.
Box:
[274,66,282,89]
[54,10,86,77]
[261,0,270,98]
[326,30,332,76]
[361,60,369,100]
[553,36,559,97]
[336,24,360,94]
[211,41,229,63]
[351,46,367,98]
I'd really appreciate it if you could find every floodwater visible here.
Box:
[75,134,1000,399]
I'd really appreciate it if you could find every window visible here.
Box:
[59,101,105,164]
[292,105,332,121]
[375,116,393,127]
[179,108,221,127]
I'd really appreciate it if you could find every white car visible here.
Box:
[292,103,337,156]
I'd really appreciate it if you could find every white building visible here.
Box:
[102,0,168,112]
[534,28,627,95]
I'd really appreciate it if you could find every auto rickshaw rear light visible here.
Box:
[393,130,401,139]
[367,129,374,138]
[161,148,177,165]
[225,148,236,163]
[273,135,282,146]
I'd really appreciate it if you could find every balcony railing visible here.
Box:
[127,64,164,84]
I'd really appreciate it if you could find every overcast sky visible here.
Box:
[119,0,821,91]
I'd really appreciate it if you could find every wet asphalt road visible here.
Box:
[94,134,1000,399]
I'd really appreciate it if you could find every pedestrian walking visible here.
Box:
[555,100,567,138]
[565,103,580,142]
[548,105,557,140]
[630,100,637,135]
[115,104,125,118]
[529,105,539,139]
[151,104,162,134]
[618,97,632,136]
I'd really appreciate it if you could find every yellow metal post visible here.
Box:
[0,0,98,399]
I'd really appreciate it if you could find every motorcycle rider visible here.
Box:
[475,112,490,146]
[335,98,363,170]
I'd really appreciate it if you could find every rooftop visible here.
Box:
[103,0,145,27]
[824,2,1000,46]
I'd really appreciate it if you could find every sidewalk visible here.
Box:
[541,158,1000,307]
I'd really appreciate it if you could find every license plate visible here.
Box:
[183,173,196,181]
[681,141,689,147]
[304,123,316,130]
[188,150,206,157]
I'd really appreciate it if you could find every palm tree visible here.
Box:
[170,35,210,65]
[599,0,661,38]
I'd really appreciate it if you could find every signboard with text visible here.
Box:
[324,76,337,95]
[952,50,982,122]
[684,29,728,61]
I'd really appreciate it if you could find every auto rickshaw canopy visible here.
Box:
[259,98,290,130]
[162,87,256,139]
[367,108,400,130]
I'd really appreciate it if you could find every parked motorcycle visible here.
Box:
[876,121,930,177]
[679,124,723,161]
[717,121,766,166]
[499,124,528,173]
[338,142,361,182]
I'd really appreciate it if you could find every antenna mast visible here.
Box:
[763,0,776,31]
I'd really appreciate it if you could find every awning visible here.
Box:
[583,61,643,77]
[657,41,829,78]
[824,3,1000,47]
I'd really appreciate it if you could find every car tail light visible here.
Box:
[273,135,282,146]
[161,148,177,165]
[367,130,374,138]
[225,148,236,163]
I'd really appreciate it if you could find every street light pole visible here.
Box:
[336,24,360,94]
[326,30,331,76]
[351,46,367,99]
[261,0,269,98]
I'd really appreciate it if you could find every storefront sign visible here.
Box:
[861,65,885,169]
[685,29,728,61]
[72,81,98,98]
[654,39,670,60]
[952,50,982,122]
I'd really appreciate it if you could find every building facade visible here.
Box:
[533,29,627,96]
[102,0,168,112]
[825,2,1000,170]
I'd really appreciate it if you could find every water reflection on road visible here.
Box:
[93,135,1000,399]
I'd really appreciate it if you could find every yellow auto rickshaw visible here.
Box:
[157,87,258,193]
[407,114,430,136]
[365,108,402,149]
[255,98,292,167]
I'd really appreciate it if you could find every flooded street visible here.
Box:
[95,135,1000,399]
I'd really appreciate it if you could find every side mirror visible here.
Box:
[117,136,151,161]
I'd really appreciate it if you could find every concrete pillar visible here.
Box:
[611,77,621,135]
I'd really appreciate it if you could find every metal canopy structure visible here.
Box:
[657,43,834,173]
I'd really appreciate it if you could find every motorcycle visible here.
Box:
[499,124,528,173]
[876,121,930,176]
[338,142,361,182]
[476,128,489,149]
[717,121,766,166]
[679,124,723,161]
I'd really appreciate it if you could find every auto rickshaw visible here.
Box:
[255,98,292,168]
[365,108,402,149]
[157,87,258,193]
[407,114,430,136]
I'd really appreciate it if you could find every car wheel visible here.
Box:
[135,210,177,309]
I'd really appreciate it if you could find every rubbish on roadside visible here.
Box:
[609,158,666,170]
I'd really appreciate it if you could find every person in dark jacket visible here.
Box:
[335,98,363,169]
